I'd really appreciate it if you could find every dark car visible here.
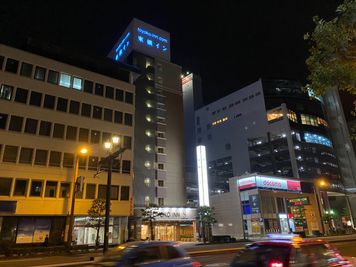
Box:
[90,241,201,267]
[230,234,352,267]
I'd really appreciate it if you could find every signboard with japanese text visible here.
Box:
[237,175,301,192]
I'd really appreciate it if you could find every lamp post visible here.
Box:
[67,147,88,248]
[102,136,125,253]
[312,179,329,235]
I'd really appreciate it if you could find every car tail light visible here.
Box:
[192,261,202,267]
[269,261,284,267]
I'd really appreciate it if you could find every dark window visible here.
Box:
[39,121,52,136]
[34,149,48,165]
[225,143,231,150]
[60,183,70,198]
[114,111,123,124]
[24,118,38,134]
[88,156,98,170]
[133,247,161,264]
[56,97,68,112]
[63,153,74,168]
[93,106,102,119]
[0,84,13,100]
[0,113,8,129]
[20,62,33,77]
[104,109,113,122]
[158,198,164,206]
[3,145,18,162]
[111,186,119,200]
[249,94,254,99]
[53,123,65,139]
[166,246,182,259]
[105,86,114,99]
[69,100,80,114]
[91,130,100,144]
[158,180,164,187]
[47,70,59,84]
[255,92,261,96]
[123,136,132,149]
[30,180,43,196]
[5,58,19,73]
[84,80,93,94]
[66,126,77,140]
[29,91,42,106]
[98,185,106,199]
[120,186,130,200]
[0,178,12,196]
[13,179,28,196]
[115,88,124,101]
[14,88,28,103]
[45,181,57,197]
[81,103,91,117]
[124,113,133,126]
[0,56,4,70]
[34,66,46,81]
[86,184,96,199]
[95,83,104,96]
[122,160,131,174]
[125,92,133,104]
[49,151,61,167]
[78,156,87,170]
[79,128,89,142]
[243,97,248,102]
[102,132,111,143]
[9,116,23,132]
[43,94,55,109]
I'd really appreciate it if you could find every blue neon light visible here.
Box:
[147,39,153,46]
[136,27,168,53]
[114,32,131,61]
[304,132,332,147]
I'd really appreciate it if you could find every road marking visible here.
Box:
[29,261,93,267]
[0,257,43,263]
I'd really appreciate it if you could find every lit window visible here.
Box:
[59,73,71,88]
[287,110,298,123]
[304,132,332,147]
[301,114,318,126]
[72,77,83,90]
[317,117,328,127]
[267,108,283,122]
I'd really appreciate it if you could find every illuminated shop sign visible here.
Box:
[136,27,168,53]
[154,207,197,222]
[288,197,309,206]
[238,175,301,192]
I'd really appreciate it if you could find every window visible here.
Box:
[104,108,113,122]
[49,151,61,167]
[91,130,100,144]
[98,185,106,199]
[84,80,93,94]
[39,121,52,136]
[105,86,114,99]
[72,77,83,90]
[112,159,120,172]
[123,136,132,149]
[3,145,18,162]
[29,91,42,106]
[34,66,46,81]
[225,143,231,150]
[5,58,19,73]
[69,100,80,114]
[301,114,318,126]
[124,113,133,126]
[19,147,33,164]
[63,153,74,168]
[95,83,104,96]
[158,163,164,170]
[114,111,123,124]
[60,183,70,198]
[111,186,119,200]
[125,92,133,104]
[120,186,130,200]
[43,94,55,109]
[0,113,8,129]
[20,62,33,77]
[47,70,59,84]
[30,180,43,196]
[53,123,65,139]
[66,126,77,141]
[0,56,4,70]
[88,156,99,170]
[287,110,298,123]
[158,180,164,187]
[93,106,102,119]
[158,198,164,206]
[115,89,124,101]
[34,149,48,165]
[86,184,96,199]
[267,108,284,122]
[0,178,12,196]
[242,97,248,102]
[157,132,165,138]
[14,179,28,196]
[9,116,23,132]
[122,160,131,174]
[157,147,164,154]
[102,132,111,143]
[59,73,71,87]
[81,103,91,117]
[79,128,89,142]
[24,118,38,134]
[0,84,13,100]
[45,181,57,197]
[14,88,28,103]
[56,97,68,112]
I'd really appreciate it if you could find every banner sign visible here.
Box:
[238,175,301,192]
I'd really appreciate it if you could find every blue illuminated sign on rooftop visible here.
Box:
[136,27,168,53]
[114,32,131,61]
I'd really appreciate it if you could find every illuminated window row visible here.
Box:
[287,110,298,123]
[211,117,228,126]
[304,132,332,147]
[267,108,283,122]
[301,114,328,127]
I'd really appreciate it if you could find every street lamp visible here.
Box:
[312,178,328,235]
[67,147,88,248]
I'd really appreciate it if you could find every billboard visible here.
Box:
[237,175,301,192]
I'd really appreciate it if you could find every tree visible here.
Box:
[196,206,217,243]
[304,0,356,114]
[87,198,106,249]
[140,204,165,240]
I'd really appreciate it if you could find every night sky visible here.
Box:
[2,0,351,109]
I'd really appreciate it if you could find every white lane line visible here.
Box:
[29,261,93,267]
[0,257,43,263]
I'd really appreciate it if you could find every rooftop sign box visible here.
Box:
[237,175,301,192]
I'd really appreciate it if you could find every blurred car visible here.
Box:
[90,241,201,267]
[230,234,352,267]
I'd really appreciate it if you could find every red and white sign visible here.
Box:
[237,175,301,192]
[238,177,257,190]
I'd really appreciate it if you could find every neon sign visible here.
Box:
[136,27,168,53]
[114,32,131,61]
